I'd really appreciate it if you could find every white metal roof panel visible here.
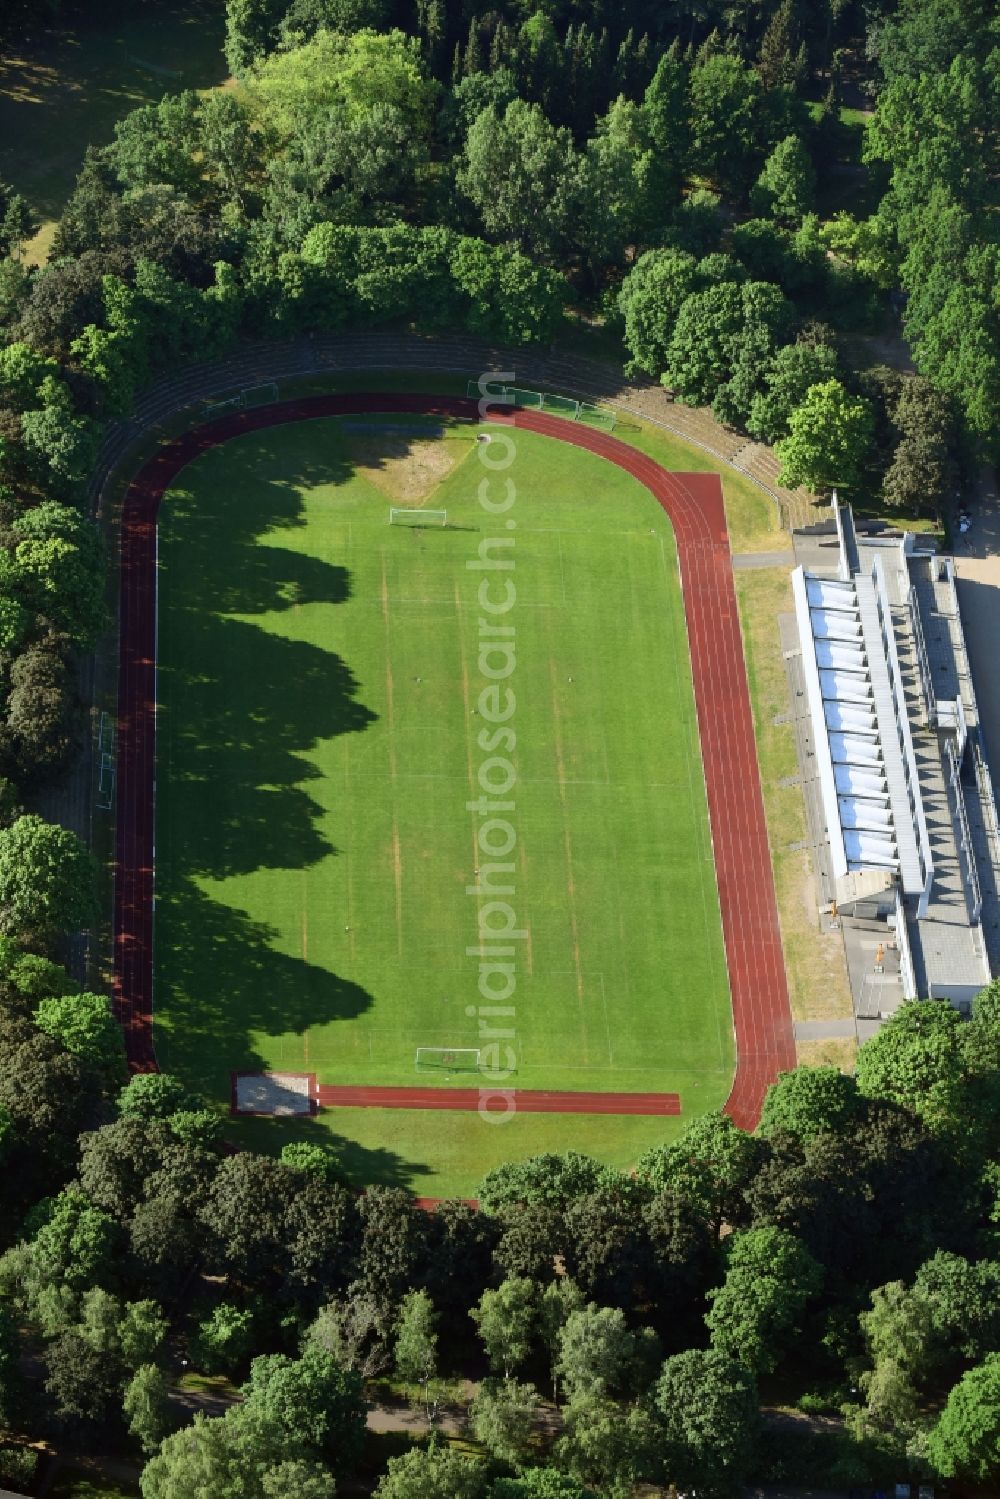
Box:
[839,796,893,830]
[834,764,887,797]
[844,830,898,868]
[807,578,857,611]
[824,699,877,734]
[814,639,868,673]
[811,609,863,641]
[820,670,872,704]
[828,732,881,765]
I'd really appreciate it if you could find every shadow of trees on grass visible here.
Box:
[155,431,373,1087]
[152,421,466,1190]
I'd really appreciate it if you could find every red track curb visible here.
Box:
[112,393,795,1130]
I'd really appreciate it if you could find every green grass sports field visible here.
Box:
[153,414,734,1196]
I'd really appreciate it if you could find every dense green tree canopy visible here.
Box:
[688,55,763,193]
[34,992,126,1086]
[663,279,791,408]
[928,1355,1000,1482]
[635,1113,762,1230]
[240,1346,365,1475]
[471,1278,537,1379]
[775,379,875,492]
[249,27,438,139]
[757,1065,861,1143]
[0,816,97,941]
[471,1377,541,1468]
[654,1348,759,1498]
[750,134,815,223]
[746,339,838,445]
[374,1445,484,1498]
[854,999,967,1134]
[706,1226,822,1373]
[557,1304,657,1401]
[618,247,698,378]
[458,100,578,260]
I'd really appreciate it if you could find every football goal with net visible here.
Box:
[415,1047,482,1073]
[465,379,616,430]
[242,382,279,408]
[389,508,447,527]
[201,392,244,419]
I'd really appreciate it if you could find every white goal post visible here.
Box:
[389,508,447,527]
[415,1047,482,1073]
[242,381,279,407]
[201,392,243,418]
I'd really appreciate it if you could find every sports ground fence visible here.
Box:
[466,379,617,430]
[200,377,616,431]
[201,381,280,419]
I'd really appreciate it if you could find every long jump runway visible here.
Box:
[112,392,795,1130]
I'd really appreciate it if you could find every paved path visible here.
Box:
[112,392,795,1131]
[793,1019,857,1040]
[732,550,793,570]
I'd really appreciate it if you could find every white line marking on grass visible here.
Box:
[518,837,535,977]
[599,972,614,1065]
[380,553,404,957]
[547,655,587,1023]
[455,582,481,876]
[557,532,568,609]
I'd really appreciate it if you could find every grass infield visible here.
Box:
[153,414,734,1196]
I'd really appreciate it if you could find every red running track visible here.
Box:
[113,393,795,1128]
[317,1086,682,1116]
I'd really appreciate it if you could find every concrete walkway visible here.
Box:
[794,1019,857,1040]
[732,550,793,570]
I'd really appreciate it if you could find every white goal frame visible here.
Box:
[415,1046,482,1073]
[242,381,279,407]
[389,508,447,528]
[202,392,243,418]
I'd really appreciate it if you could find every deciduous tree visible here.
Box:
[125,1363,174,1455]
[470,1377,541,1468]
[654,1348,759,1498]
[635,1114,761,1233]
[373,1445,484,1498]
[34,992,126,1086]
[393,1289,438,1412]
[747,340,839,445]
[458,101,578,260]
[191,1303,257,1375]
[688,55,763,193]
[555,1396,663,1498]
[775,379,874,492]
[855,999,967,1135]
[928,1355,1000,1482]
[705,1227,822,1373]
[0,815,97,940]
[240,1346,365,1476]
[471,1278,537,1379]
[557,1305,658,1402]
[757,1066,861,1143]
[617,248,698,378]
[118,1073,194,1121]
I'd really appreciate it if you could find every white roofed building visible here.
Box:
[789,498,998,1027]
